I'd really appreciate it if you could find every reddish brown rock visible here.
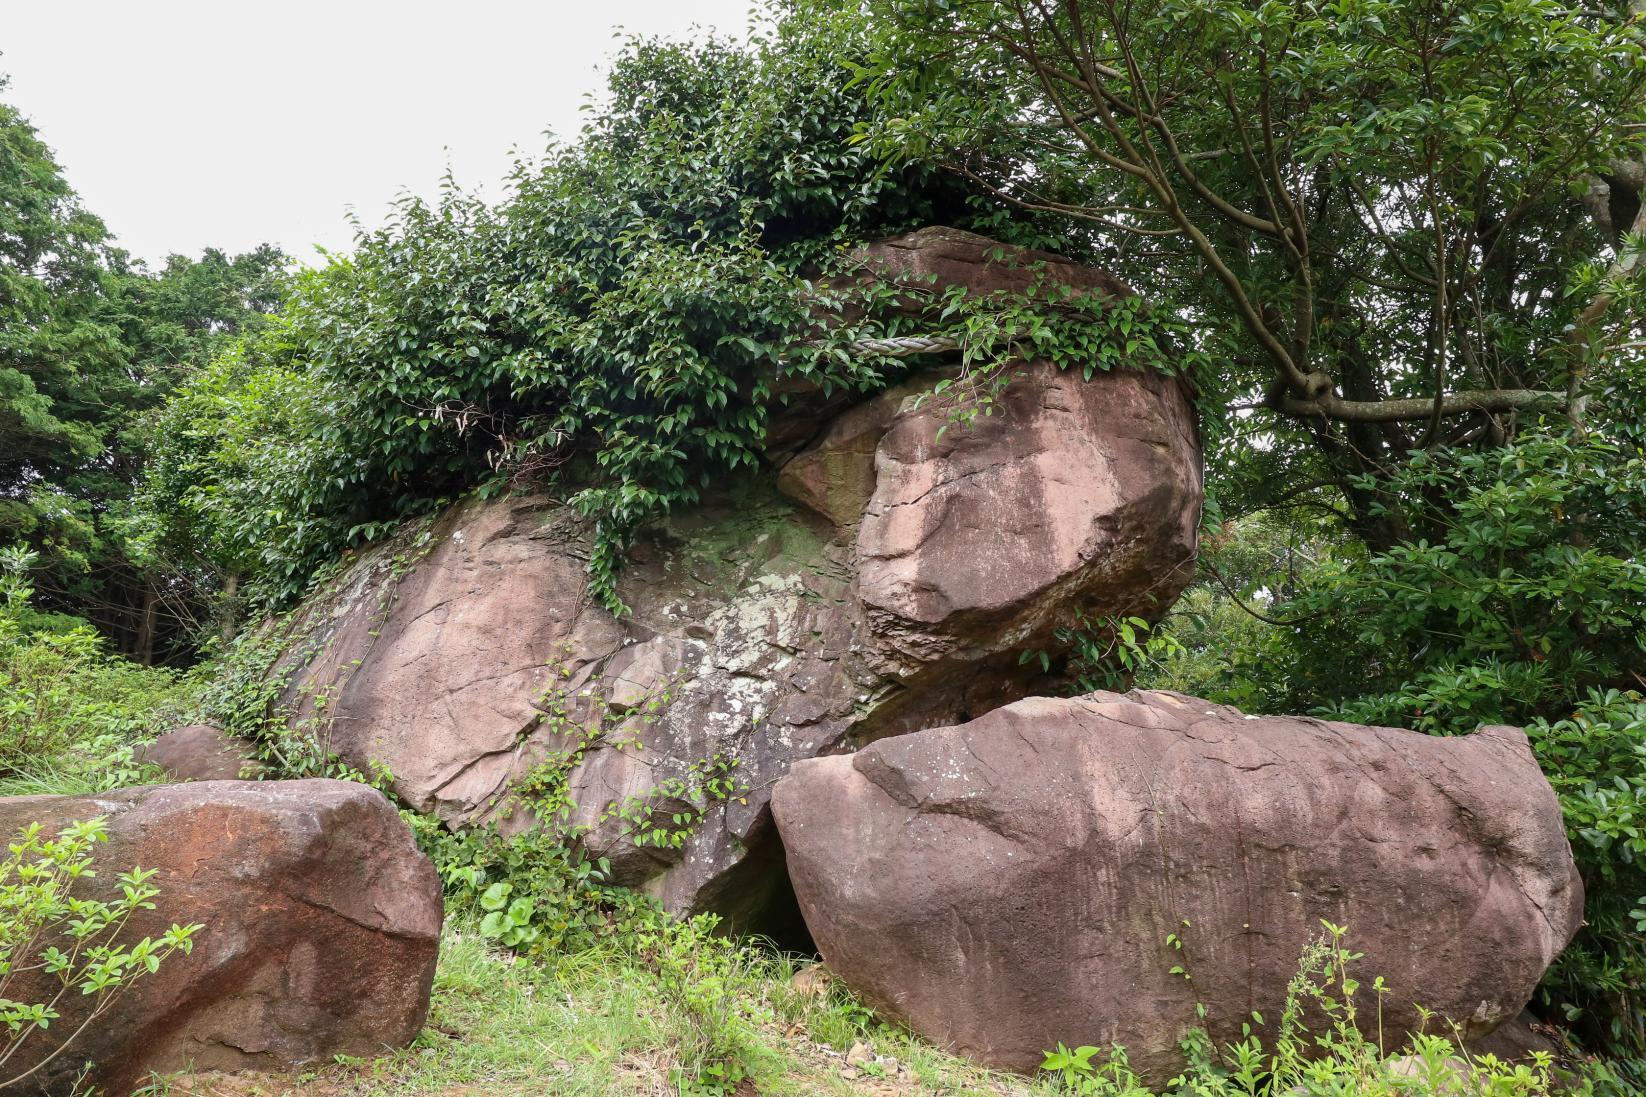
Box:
[856,361,1196,672]
[264,230,1201,930]
[136,724,263,782]
[853,225,1137,304]
[0,780,441,1095]
[771,690,1583,1084]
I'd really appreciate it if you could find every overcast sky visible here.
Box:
[4,1,759,266]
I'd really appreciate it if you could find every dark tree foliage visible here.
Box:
[0,78,286,661]
[818,0,1646,545]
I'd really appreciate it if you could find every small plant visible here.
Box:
[640,913,762,1096]
[0,817,201,1088]
[603,750,749,851]
[1040,922,1571,1096]
[1023,612,1187,692]
[475,882,539,951]
[413,814,659,957]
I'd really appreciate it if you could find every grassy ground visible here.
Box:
[146,920,1045,1097]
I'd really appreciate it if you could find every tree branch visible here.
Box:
[1272,387,1564,422]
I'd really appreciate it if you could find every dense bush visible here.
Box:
[133,23,1196,614]
[1177,434,1646,733]
[1528,692,1646,1063]
[0,547,189,784]
[133,29,964,612]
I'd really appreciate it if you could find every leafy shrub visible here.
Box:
[1527,691,1646,1067]
[0,817,200,1088]
[133,22,1198,615]
[1164,435,1646,734]
[635,913,772,1096]
[0,547,190,784]
[1308,437,1646,734]
[415,817,662,957]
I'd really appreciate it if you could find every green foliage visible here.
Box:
[0,816,200,1089]
[1315,440,1646,733]
[604,750,749,851]
[639,914,767,1096]
[407,660,733,956]
[0,75,287,657]
[0,76,110,475]
[133,30,937,611]
[1184,434,1646,733]
[0,547,189,784]
[1527,692,1646,1069]
[1039,614,1190,693]
[417,817,661,958]
[136,21,1194,614]
[1041,924,1575,1096]
[827,0,1646,547]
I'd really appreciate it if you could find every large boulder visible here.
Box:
[136,724,264,782]
[771,690,1583,1084]
[0,780,441,1095]
[262,231,1202,931]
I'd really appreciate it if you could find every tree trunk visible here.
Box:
[220,572,241,644]
[134,584,159,667]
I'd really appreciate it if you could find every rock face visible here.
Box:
[264,230,1202,931]
[782,361,1198,676]
[136,724,263,782]
[0,780,441,1095]
[771,690,1583,1083]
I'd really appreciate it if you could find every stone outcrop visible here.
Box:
[0,780,441,1095]
[771,690,1583,1084]
[136,724,263,782]
[263,230,1202,931]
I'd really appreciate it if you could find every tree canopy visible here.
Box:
[829,0,1646,543]
[0,78,285,660]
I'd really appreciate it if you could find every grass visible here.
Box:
[141,918,1617,1097]
[146,918,1045,1097]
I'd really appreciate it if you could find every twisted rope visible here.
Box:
[830,334,961,358]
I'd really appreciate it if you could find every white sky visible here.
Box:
[3,1,760,266]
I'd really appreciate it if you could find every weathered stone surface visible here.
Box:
[0,780,441,1095]
[266,230,1201,930]
[771,690,1583,1083]
[855,225,1137,305]
[136,724,264,782]
[1467,1011,1564,1065]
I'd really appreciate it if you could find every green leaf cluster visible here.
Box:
[135,23,1186,613]
[0,816,200,1089]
